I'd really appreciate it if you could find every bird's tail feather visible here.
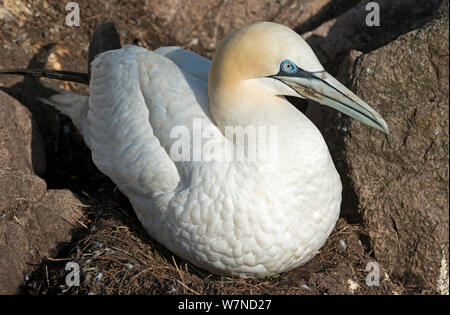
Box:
[0,68,89,84]
[38,82,86,115]
[40,82,91,148]
[0,68,91,147]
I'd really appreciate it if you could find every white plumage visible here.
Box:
[41,22,388,278]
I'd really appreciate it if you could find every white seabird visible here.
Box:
[0,22,388,278]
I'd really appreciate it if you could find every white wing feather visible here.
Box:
[155,46,211,84]
[88,45,219,201]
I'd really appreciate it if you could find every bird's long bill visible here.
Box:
[277,72,389,133]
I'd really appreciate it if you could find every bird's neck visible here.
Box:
[208,80,329,171]
[209,79,316,143]
[209,80,288,131]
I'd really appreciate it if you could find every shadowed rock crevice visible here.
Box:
[294,0,360,34]
[302,0,442,71]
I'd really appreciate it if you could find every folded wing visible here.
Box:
[88,45,219,202]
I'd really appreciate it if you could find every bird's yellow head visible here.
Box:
[208,22,389,133]
[209,22,323,86]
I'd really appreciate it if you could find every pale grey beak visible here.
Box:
[275,71,389,134]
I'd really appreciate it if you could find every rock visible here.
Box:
[0,8,14,21]
[3,0,32,17]
[144,0,357,57]
[314,10,449,293]
[0,91,85,294]
[302,0,442,68]
[0,91,46,176]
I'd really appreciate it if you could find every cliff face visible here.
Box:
[312,9,449,293]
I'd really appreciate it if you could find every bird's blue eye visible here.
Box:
[281,60,298,74]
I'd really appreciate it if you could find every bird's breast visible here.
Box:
[133,146,342,277]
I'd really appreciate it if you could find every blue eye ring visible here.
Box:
[281,60,298,74]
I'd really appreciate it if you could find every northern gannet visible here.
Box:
[0,22,388,278]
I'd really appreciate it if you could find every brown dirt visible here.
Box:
[0,0,442,295]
